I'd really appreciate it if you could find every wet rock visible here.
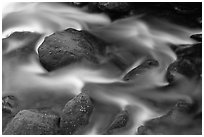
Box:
[38,28,106,71]
[190,57,202,75]
[97,2,131,13]
[3,32,41,59]
[3,110,60,135]
[64,2,88,7]
[106,48,138,71]
[2,111,15,132]
[130,2,170,15]
[105,110,129,134]
[123,58,159,81]
[60,93,94,135]
[94,2,201,27]
[2,95,19,131]
[71,2,88,7]
[86,3,102,13]
[190,34,202,42]
[131,3,201,28]
[170,3,201,15]
[2,95,18,114]
[95,2,132,20]
[169,42,202,79]
[166,58,198,83]
[163,3,201,28]
[175,43,201,58]
[107,53,129,71]
[137,101,201,135]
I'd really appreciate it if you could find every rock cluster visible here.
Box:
[2,2,202,135]
[3,93,94,135]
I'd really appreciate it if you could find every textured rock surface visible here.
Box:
[137,101,202,135]
[167,39,201,83]
[2,95,18,114]
[2,95,20,131]
[97,2,131,13]
[3,110,60,135]
[60,93,94,135]
[105,110,129,134]
[166,58,199,83]
[38,28,106,71]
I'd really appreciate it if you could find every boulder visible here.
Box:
[60,93,94,134]
[3,110,60,135]
[38,28,106,71]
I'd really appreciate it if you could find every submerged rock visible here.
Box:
[137,101,201,135]
[123,58,159,81]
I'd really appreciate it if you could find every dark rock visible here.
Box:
[175,43,201,58]
[170,3,201,15]
[96,2,132,20]
[123,58,159,81]
[164,2,201,28]
[137,101,202,135]
[190,34,202,42]
[2,95,18,113]
[190,57,202,75]
[86,3,102,13]
[93,2,201,27]
[60,93,94,135]
[71,2,88,7]
[105,110,129,134]
[2,95,20,131]
[166,58,199,83]
[97,2,131,13]
[3,110,60,135]
[169,43,202,79]
[62,2,88,8]
[38,28,106,71]
[130,2,171,15]
[130,2,201,28]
